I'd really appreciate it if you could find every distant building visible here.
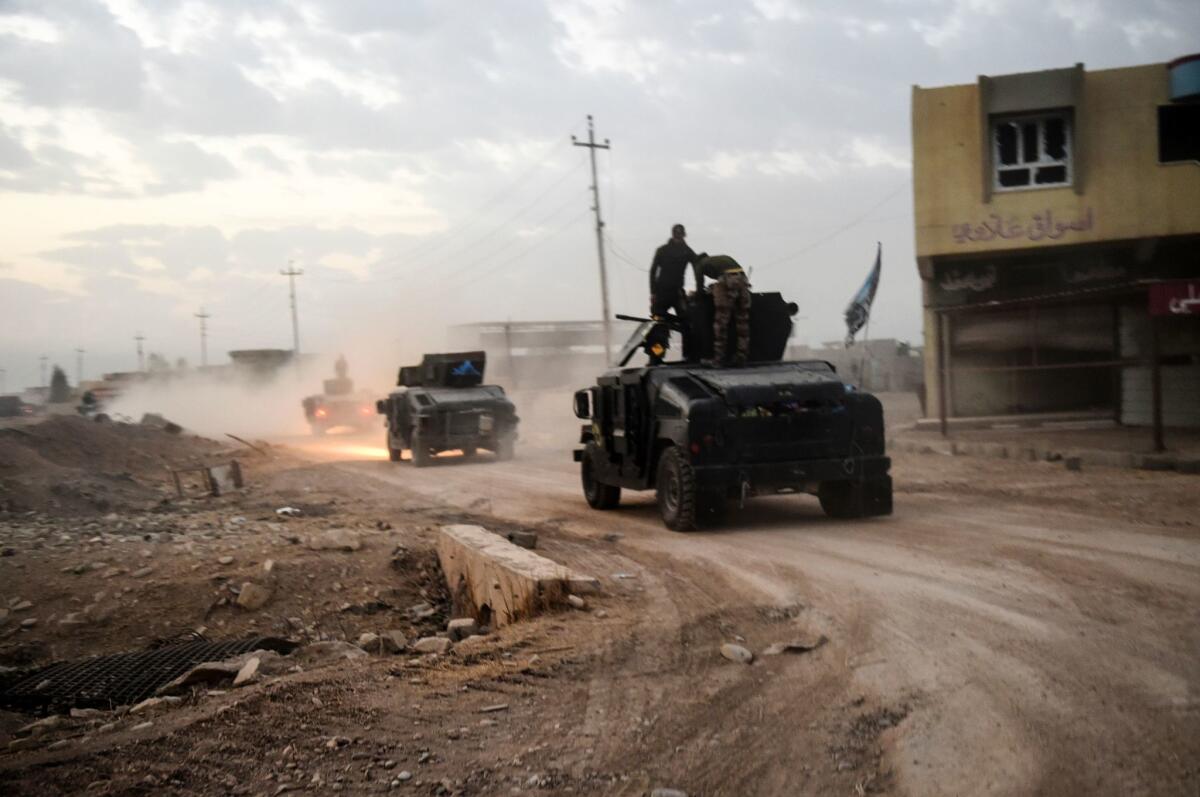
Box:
[787,339,923,395]
[912,56,1200,435]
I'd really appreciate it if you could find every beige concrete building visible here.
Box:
[912,56,1200,440]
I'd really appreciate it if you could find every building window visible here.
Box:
[991,112,1072,191]
[1158,104,1200,164]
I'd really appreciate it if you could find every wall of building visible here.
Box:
[912,63,1200,259]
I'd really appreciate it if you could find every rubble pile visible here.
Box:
[0,416,224,514]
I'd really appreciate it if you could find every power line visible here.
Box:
[433,186,585,289]
[757,181,909,270]
[433,206,591,298]
[322,116,589,283]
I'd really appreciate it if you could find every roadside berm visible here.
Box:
[437,524,599,628]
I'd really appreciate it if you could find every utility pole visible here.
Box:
[75,348,85,386]
[39,355,48,388]
[134,332,145,372]
[195,308,211,368]
[280,261,303,357]
[572,114,613,363]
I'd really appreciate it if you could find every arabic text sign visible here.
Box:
[1149,280,1200,317]
[952,208,1094,245]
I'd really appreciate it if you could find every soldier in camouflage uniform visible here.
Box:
[695,254,751,365]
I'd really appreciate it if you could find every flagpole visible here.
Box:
[861,315,871,390]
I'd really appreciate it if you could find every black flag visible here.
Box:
[844,243,881,347]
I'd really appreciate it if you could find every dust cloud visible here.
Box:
[105,363,325,439]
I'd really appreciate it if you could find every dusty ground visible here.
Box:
[1,414,1198,796]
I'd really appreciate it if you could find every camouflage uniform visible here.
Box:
[711,270,751,364]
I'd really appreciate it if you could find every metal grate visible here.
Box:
[0,636,297,714]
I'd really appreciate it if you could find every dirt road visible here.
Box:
[3,419,1197,796]
[294,434,1200,796]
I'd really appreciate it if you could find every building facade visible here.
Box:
[912,57,1200,437]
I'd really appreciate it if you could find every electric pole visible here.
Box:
[39,355,48,388]
[75,348,85,386]
[195,308,211,367]
[281,261,303,357]
[134,332,145,372]
[572,115,613,363]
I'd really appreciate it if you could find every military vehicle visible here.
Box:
[572,291,892,530]
[376,351,519,467]
[301,356,376,435]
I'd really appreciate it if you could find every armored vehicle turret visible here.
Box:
[572,291,892,530]
[376,352,519,466]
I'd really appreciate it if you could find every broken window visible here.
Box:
[991,112,1072,191]
[1158,104,1200,164]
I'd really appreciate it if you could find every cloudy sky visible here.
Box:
[0,0,1196,389]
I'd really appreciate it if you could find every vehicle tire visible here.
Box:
[494,436,516,462]
[581,444,620,510]
[411,429,432,468]
[387,443,402,462]
[461,445,477,458]
[656,446,698,531]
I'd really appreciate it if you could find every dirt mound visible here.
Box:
[0,416,225,515]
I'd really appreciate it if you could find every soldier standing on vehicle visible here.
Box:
[649,224,698,319]
[695,254,752,365]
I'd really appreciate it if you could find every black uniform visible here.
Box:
[649,238,698,318]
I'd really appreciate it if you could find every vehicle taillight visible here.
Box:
[315,407,328,418]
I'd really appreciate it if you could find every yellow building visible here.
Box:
[912,56,1200,440]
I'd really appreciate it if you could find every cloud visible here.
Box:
[0,0,1196,372]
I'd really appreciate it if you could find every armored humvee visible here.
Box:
[301,356,377,435]
[376,352,519,467]
[572,292,892,530]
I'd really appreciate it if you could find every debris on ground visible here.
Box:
[720,643,755,664]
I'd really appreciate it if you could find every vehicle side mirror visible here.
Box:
[573,390,591,420]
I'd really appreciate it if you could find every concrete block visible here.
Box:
[437,524,596,627]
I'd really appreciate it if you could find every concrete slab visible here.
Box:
[436,524,597,627]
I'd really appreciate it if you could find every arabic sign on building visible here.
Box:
[952,208,1094,245]
[1149,280,1200,317]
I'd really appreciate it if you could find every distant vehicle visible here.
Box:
[301,356,377,435]
[572,291,892,530]
[0,395,26,418]
[376,352,519,467]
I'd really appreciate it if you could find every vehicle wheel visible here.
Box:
[411,430,432,468]
[819,478,894,519]
[581,444,620,510]
[387,443,402,462]
[656,447,698,531]
[461,445,477,458]
[494,436,516,462]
